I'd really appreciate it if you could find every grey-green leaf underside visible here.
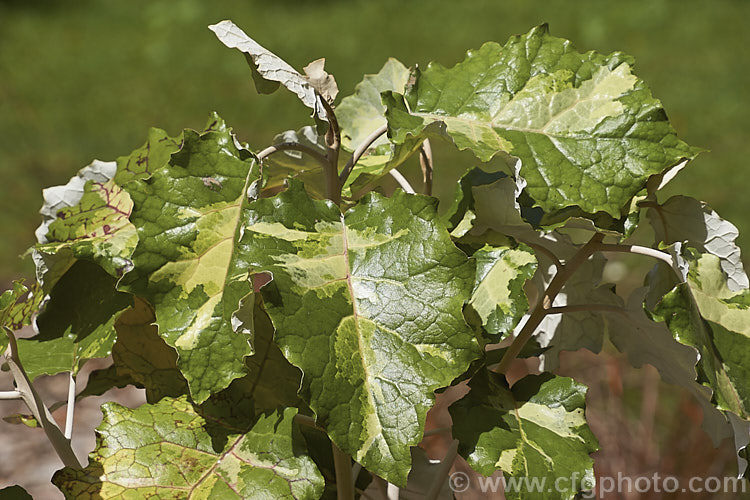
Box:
[210,20,330,121]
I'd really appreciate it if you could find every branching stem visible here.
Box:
[425,440,458,500]
[319,96,342,205]
[523,241,562,270]
[423,426,451,437]
[546,304,627,316]
[3,327,81,469]
[338,124,388,185]
[496,236,680,374]
[495,233,605,374]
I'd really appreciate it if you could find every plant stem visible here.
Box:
[256,142,329,167]
[332,441,354,500]
[597,243,675,268]
[0,390,23,400]
[338,124,388,185]
[386,483,399,500]
[546,304,627,316]
[294,413,326,432]
[423,426,451,437]
[64,372,76,439]
[495,233,605,374]
[425,440,458,500]
[318,96,342,205]
[389,168,416,194]
[3,327,81,469]
[419,139,433,195]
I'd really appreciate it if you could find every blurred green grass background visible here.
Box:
[1,0,749,281]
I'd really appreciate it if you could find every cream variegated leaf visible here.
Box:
[121,116,259,403]
[385,25,699,218]
[241,181,480,486]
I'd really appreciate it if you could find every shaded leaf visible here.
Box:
[443,167,621,367]
[384,25,698,217]
[648,251,750,474]
[0,280,43,338]
[606,287,732,444]
[0,486,33,499]
[647,195,749,291]
[15,260,131,380]
[109,297,189,403]
[121,117,260,403]
[262,126,329,198]
[450,371,598,499]
[53,398,324,499]
[654,253,750,417]
[243,181,480,485]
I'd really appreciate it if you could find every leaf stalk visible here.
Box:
[425,439,458,500]
[332,441,355,500]
[419,139,433,195]
[2,327,82,469]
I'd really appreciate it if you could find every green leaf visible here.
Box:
[443,167,621,367]
[16,260,131,380]
[606,287,731,443]
[468,244,537,342]
[450,371,598,499]
[649,251,750,474]
[113,126,183,186]
[243,181,480,485]
[0,280,43,338]
[33,160,137,290]
[108,297,189,403]
[647,195,748,291]
[76,363,136,400]
[336,58,423,196]
[53,398,325,499]
[243,297,304,413]
[210,20,331,121]
[121,118,260,403]
[0,485,33,500]
[655,253,750,418]
[384,25,698,217]
[33,125,182,292]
